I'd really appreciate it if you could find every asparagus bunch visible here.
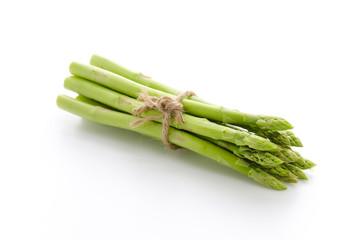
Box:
[57,55,316,190]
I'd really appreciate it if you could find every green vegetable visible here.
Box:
[222,123,303,148]
[70,61,293,131]
[291,158,317,170]
[57,55,316,190]
[202,137,283,167]
[271,147,302,163]
[90,55,304,147]
[283,131,303,147]
[243,127,303,147]
[64,76,278,151]
[201,137,308,183]
[90,54,212,105]
[267,174,299,183]
[284,163,308,180]
[57,94,287,190]
[261,164,298,183]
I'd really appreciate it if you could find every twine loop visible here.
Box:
[130,90,196,150]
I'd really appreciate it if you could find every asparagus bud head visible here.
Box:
[256,115,293,131]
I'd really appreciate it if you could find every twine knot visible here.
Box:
[130,90,196,150]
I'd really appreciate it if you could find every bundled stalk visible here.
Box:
[57,55,316,190]
[69,61,293,131]
[57,94,286,190]
[63,76,278,151]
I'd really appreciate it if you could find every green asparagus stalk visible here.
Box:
[247,167,288,189]
[57,94,287,190]
[271,147,302,163]
[203,137,283,167]
[284,163,308,180]
[64,76,279,151]
[268,174,299,183]
[261,165,298,183]
[289,151,316,169]
[205,137,302,182]
[90,54,212,105]
[73,83,309,180]
[291,158,317,170]
[77,94,294,186]
[75,94,118,110]
[283,131,303,147]
[90,55,302,146]
[223,123,303,147]
[261,164,297,179]
[219,124,302,159]
[69,62,293,131]
[248,128,291,147]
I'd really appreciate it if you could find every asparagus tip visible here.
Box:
[256,116,293,131]
[248,168,287,190]
[244,134,280,152]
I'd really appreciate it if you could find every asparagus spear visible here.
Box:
[74,79,307,173]
[64,76,279,151]
[284,163,308,180]
[284,131,303,147]
[261,164,297,180]
[70,62,293,131]
[245,127,291,147]
[223,123,303,147]
[78,94,305,184]
[268,174,299,183]
[203,137,283,167]
[57,94,287,190]
[259,163,298,183]
[291,158,317,170]
[288,151,316,169]
[90,55,302,145]
[219,123,302,160]
[205,138,303,182]
[77,94,294,177]
[271,147,302,163]
[90,54,212,105]
[218,141,303,164]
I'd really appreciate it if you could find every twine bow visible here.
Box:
[130,90,196,150]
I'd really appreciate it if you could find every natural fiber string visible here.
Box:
[130,90,196,150]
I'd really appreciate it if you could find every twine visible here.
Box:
[130,90,196,150]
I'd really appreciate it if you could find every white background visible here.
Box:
[1,1,361,239]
